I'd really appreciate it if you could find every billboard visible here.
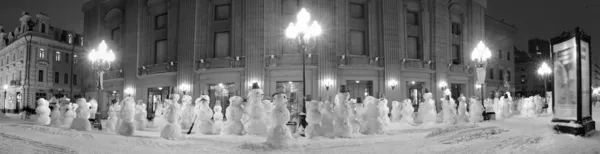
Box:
[581,41,591,118]
[553,38,577,120]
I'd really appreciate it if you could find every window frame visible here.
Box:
[73,74,78,85]
[214,4,232,21]
[111,27,121,42]
[55,51,61,62]
[349,30,367,56]
[213,31,231,58]
[64,73,69,84]
[154,39,168,64]
[38,70,44,82]
[349,3,366,19]
[451,44,462,65]
[406,36,422,60]
[155,13,168,30]
[406,11,419,26]
[54,72,59,83]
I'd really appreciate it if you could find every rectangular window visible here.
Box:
[350,3,365,19]
[489,68,494,79]
[38,70,44,82]
[507,71,511,81]
[215,4,231,20]
[65,53,70,63]
[214,32,231,58]
[406,36,421,59]
[111,27,121,42]
[451,22,461,36]
[155,40,168,64]
[350,30,366,55]
[452,44,461,64]
[74,54,78,64]
[155,13,167,30]
[64,73,69,84]
[73,75,77,85]
[499,69,504,80]
[507,52,511,61]
[54,72,59,83]
[499,50,502,59]
[406,11,419,25]
[55,52,61,61]
[39,49,45,59]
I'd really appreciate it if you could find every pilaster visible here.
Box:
[175,0,196,95]
[243,0,266,95]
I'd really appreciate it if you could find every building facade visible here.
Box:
[483,15,517,97]
[514,38,551,97]
[0,12,86,113]
[82,0,488,116]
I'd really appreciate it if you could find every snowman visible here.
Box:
[360,96,383,135]
[390,100,403,123]
[319,98,336,138]
[222,96,245,135]
[469,97,484,123]
[134,100,148,130]
[89,99,98,120]
[305,100,322,138]
[441,89,457,125]
[180,94,196,130]
[62,103,76,128]
[106,100,120,132]
[195,94,213,135]
[502,92,513,118]
[417,91,437,125]
[266,93,292,148]
[400,99,415,124]
[117,97,136,136]
[161,99,183,140]
[70,98,92,131]
[348,99,361,135]
[50,103,63,127]
[148,100,166,129]
[333,85,354,137]
[378,97,390,127]
[243,83,268,136]
[213,105,224,134]
[546,92,553,114]
[35,98,51,125]
[457,94,469,123]
[172,94,181,105]
[262,99,274,129]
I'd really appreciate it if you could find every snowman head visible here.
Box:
[392,101,400,108]
[37,98,48,107]
[363,96,376,106]
[76,98,88,109]
[423,93,433,100]
[182,95,192,103]
[308,100,321,111]
[273,93,288,105]
[378,98,388,108]
[229,96,243,106]
[247,89,264,101]
[214,106,222,112]
[172,94,180,102]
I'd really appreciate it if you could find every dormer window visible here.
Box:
[41,23,46,33]
[68,34,73,44]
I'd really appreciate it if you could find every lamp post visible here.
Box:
[471,41,491,101]
[3,85,7,113]
[537,62,552,95]
[285,8,322,128]
[88,40,115,119]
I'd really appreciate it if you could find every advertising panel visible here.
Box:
[553,38,578,120]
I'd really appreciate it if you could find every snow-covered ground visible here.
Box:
[0,106,599,154]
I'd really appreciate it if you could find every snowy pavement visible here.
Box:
[0,106,599,154]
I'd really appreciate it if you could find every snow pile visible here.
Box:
[436,126,509,144]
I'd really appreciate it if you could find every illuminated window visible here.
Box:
[68,34,73,44]
[74,54,78,64]
[39,49,45,59]
[55,52,61,61]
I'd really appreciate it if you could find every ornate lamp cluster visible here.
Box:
[470,41,492,68]
[285,8,322,51]
[88,40,115,90]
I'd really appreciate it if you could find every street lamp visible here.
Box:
[537,62,552,94]
[285,8,322,128]
[88,40,115,121]
[3,84,8,114]
[471,41,491,100]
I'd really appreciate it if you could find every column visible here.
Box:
[243,0,266,95]
[381,0,403,101]
[176,0,196,95]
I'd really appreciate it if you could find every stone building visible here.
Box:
[82,0,488,117]
[484,14,517,98]
[514,38,552,97]
[0,12,85,113]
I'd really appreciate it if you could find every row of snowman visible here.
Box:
[35,97,99,131]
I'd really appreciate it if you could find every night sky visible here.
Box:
[0,0,598,50]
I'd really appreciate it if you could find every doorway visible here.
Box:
[407,81,426,112]
[208,83,235,120]
[346,80,373,103]
[276,81,304,124]
[450,83,465,106]
[147,87,170,119]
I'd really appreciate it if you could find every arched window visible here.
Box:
[41,23,46,33]
[68,33,73,44]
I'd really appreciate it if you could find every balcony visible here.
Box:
[138,61,178,76]
[338,55,384,68]
[10,80,21,86]
[103,69,124,80]
[402,59,435,70]
[196,56,246,70]
[449,64,468,74]
[266,54,317,67]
